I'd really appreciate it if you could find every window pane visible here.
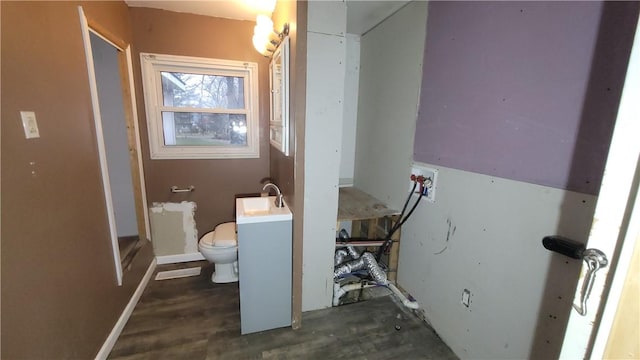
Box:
[161,72,245,109]
[161,112,247,146]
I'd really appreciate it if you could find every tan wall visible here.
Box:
[271,0,307,327]
[129,8,271,236]
[270,0,297,202]
[0,1,155,358]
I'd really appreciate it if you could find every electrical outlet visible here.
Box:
[410,163,438,202]
[462,289,472,308]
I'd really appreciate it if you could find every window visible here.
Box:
[140,53,260,159]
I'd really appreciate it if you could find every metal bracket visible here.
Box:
[170,185,195,193]
[573,248,608,316]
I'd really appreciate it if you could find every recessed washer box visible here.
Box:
[410,162,438,203]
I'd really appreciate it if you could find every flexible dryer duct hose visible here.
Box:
[334,252,387,284]
[345,245,361,259]
[361,252,387,285]
[333,249,419,309]
[334,256,367,278]
[334,249,349,266]
[334,245,361,266]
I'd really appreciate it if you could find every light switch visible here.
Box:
[20,111,40,139]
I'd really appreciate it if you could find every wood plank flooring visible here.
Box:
[109,261,457,359]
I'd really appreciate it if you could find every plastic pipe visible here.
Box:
[387,283,420,310]
[332,282,377,306]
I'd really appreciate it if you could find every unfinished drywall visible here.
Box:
[339,34,360,186]
[398,164,597,359]
[354,1,427,211]
[302,1,346,311]
[414,1,637,195]
[353,1,637,359]
[1,2,155,358]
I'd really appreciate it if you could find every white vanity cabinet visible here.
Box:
[236,197,292,334]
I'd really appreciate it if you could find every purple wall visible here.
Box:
[414,1,638,195]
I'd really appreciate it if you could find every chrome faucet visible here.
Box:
[262,182,284,208]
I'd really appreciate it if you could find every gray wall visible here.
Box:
[354,1,427,211]
[339,33,360,185]
[414,1,638,195]
[91,32,138,236]
[398,166,598,359]
[301,1,347,311]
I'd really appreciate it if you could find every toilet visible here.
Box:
[198,222,238,283]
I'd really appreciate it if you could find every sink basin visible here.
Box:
[236,196,292,224]
[241,197,271,214]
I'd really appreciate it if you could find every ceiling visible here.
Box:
[124,0,410,35]
[125,0,261,21]
[346,1,408,35]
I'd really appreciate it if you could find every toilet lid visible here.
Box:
[209,222,238,247]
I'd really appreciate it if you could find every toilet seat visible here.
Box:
[198,222,239,284]
[200,222,237,248]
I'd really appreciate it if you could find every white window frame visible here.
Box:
[140,53,260,159]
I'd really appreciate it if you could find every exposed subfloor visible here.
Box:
[108,261,457,359]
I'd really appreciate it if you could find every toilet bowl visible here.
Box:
[198,222,238,283]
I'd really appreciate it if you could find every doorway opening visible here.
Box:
[79,7,150,285]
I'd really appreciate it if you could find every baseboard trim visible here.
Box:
[95,258,157,360]
[156,252,205,265]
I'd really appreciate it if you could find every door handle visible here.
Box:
[573,248,608,316]
[541,236,609,316]
[542,236,585,259]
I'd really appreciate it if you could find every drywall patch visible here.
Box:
[149,201,198,256]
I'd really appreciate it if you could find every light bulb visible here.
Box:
[252,34,268,55]
[255,14,274,36]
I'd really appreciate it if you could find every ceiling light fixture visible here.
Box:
[245,0,277,15]
[252,14,289,57]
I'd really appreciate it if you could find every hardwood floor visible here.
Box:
[109,262,457,359]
